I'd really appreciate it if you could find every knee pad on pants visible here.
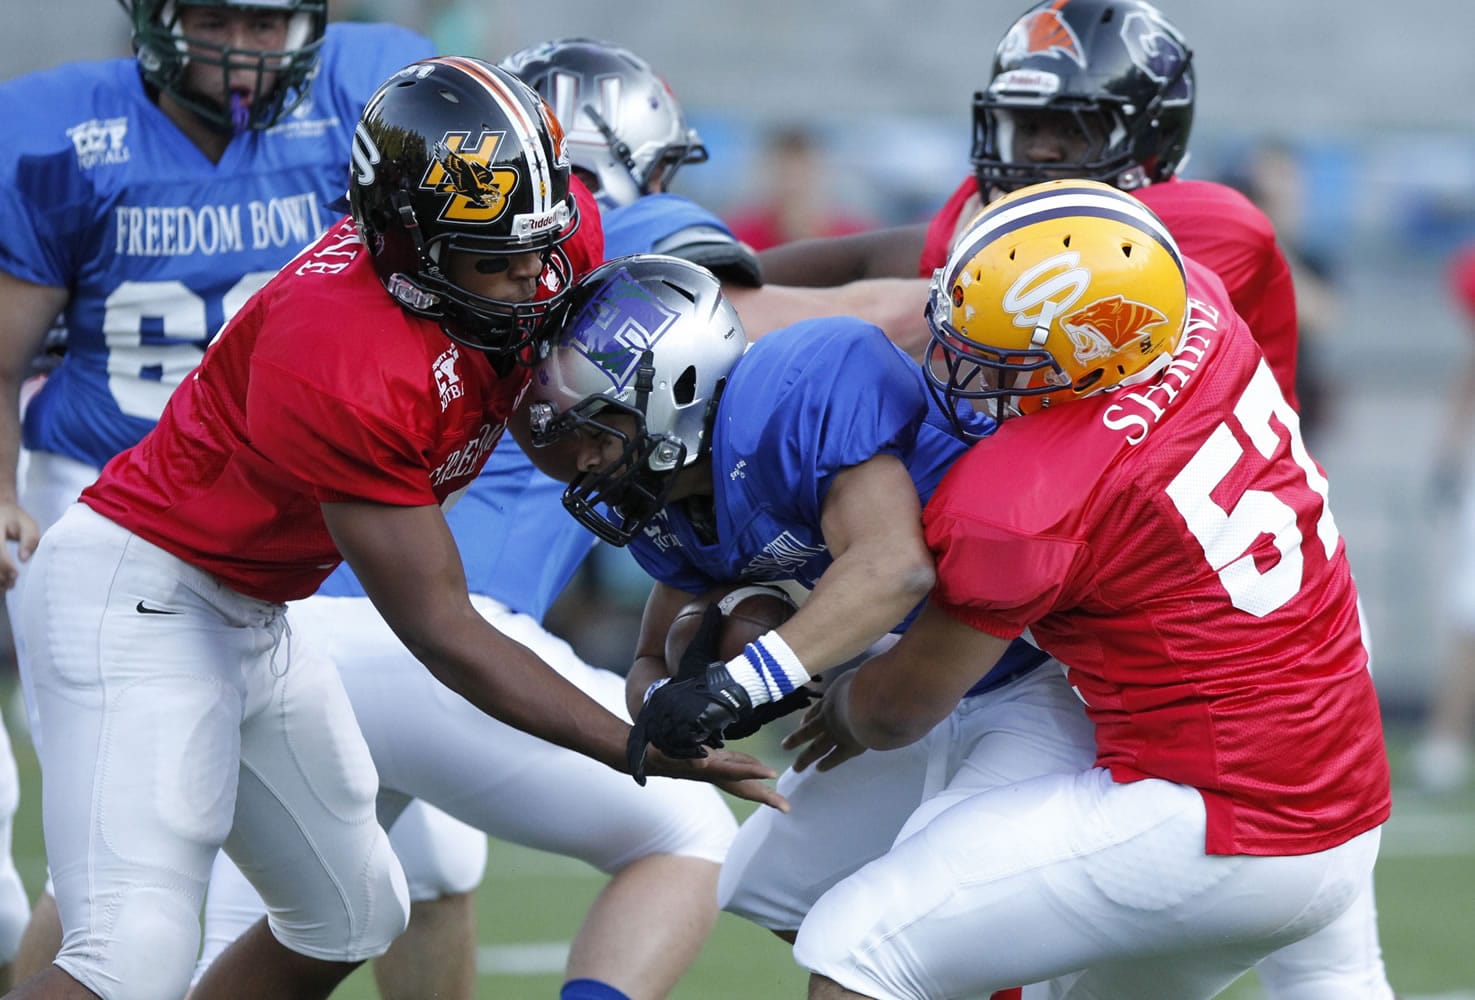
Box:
[268,828,410,963]
[56,881,204,1000]
[390,802,489,902]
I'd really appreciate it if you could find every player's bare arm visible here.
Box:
[0,271,66,586]
[726,279,933,360]
[788,601,1012,773]
[323,499,785,807]
[756,223,928,286]
[627,581,707,719]
[774,454,935,677]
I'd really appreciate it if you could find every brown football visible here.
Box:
[664,583,799,677]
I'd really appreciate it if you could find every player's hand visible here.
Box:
[626,662,754,784]
[639,746,788,811]
[0,501,40,591]
[783,671,868,773]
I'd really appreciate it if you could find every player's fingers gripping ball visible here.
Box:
[664,584,814,739]
[663,584,799,676]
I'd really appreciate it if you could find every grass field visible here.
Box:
[5,705,1471,999]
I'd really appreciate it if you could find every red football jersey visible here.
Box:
[923,258,1390,857]
[1449,243,1475,320]
[921,177,1300,408]
[564,175,605,276]
[82,189,604,604]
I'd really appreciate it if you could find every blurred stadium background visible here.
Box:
[3,1,1474,996]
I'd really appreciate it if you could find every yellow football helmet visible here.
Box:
[925,178,1188,431]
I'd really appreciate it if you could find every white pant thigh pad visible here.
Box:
[27,507,405,992]
[795,769,1382,1000]
[289,595,736,872]
[721,662,1095,932]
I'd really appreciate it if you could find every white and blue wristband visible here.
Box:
[641,628,810,708]
[725,631,810,707]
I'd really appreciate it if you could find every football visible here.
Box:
[664,583,799,676]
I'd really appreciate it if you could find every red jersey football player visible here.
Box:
[759,0,1301,411]
[784,180,1390,1000]
[11,58,778,1000]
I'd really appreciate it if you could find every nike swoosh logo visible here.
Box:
[135,601,181,616]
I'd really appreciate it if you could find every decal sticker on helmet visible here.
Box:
[424,131,519,224]
[998,2,1086,68]
[1062,294,1169,365]
[1120,10,1192,103]
[567,268,681,392]
[987,69,1063,100]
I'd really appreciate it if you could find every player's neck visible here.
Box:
[664,460,713,504]
[157,91,233,165]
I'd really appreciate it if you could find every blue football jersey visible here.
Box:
[603,192,739,258]
[0,23,433,468]
[626,317,969,596]
[626,318,1045,689]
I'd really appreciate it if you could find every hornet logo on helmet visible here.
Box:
[424,131,520,225]
[1062,294,1168,365]
[998,1,1086,68]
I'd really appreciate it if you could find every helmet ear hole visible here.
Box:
[1074,369,1105,393]
[673,365,698,406]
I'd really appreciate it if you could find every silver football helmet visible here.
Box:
[502,38,708,210]
[526,254,745,544]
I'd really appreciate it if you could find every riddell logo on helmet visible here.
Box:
[999,5,1086,68]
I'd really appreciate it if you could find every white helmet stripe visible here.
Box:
[438,56,553,217]
[948,184,1181,287]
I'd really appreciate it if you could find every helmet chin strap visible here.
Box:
[1009,299,1059,404]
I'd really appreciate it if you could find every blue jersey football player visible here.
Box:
[521,252,1096,947]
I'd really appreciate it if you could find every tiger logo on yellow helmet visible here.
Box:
[926,178,1187,433]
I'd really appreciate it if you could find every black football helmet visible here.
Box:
[118,0,327,133]
[349,57,581,357]
[525,255,745,545]
[972,0,1194,194]
[501,38,708,211]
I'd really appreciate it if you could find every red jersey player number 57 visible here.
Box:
[1166,355,1338,618]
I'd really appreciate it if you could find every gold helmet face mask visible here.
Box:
[925,178,1188,432]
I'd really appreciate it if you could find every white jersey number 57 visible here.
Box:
[1165,362,1339,618]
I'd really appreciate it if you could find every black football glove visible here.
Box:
[673,603,724,681]
[627,660,754,785]
[721,684,817,741]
